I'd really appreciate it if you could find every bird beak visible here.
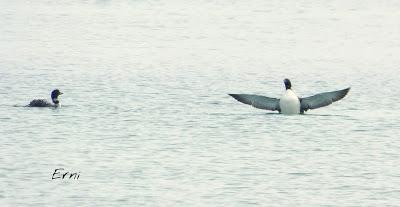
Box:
[60,92,64,95]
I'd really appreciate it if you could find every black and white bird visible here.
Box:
[28,89,63,108]
[229,79,350,114]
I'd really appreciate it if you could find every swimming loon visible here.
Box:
[28,89,63,107]
[229,79,350,114]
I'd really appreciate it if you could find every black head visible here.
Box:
[51,89,63,104]
[283,78,292,90]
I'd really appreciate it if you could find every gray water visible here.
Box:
[1,0,400,206]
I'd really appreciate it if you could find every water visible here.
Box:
[1,0,400,206]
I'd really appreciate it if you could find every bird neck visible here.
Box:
[52,98,59,104]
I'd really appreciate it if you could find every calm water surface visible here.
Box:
[1,0,400,206]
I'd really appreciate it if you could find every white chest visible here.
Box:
[279,90,300,114]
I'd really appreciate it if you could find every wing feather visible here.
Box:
[29,99,52,107]
[300,88,350,111]
[229,94,280,111]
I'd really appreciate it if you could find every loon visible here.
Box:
[28,89,63,107]
[229,79,350,114]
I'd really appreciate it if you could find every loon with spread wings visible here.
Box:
[229,79,350,114]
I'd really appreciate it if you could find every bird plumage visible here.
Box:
[229,94,281,112]
[279,89,300,114]
[300,88,350,113]
[27,89,63,108]
[29,99,53,107]
[229,79,350,114]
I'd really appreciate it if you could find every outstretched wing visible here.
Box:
[229,94,280,111]
[300,88,350,112]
